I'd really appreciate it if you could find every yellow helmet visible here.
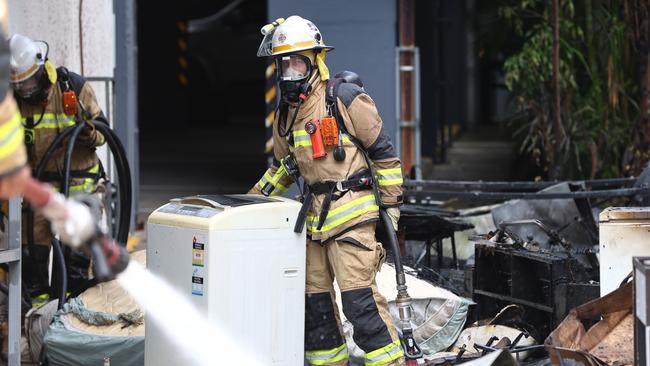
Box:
[257,15,333,58]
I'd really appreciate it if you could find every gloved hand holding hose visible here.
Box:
[22,178,96,248]
[21,177,129,280]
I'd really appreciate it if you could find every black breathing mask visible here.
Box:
[19,85,51,106]
[277,53,314,103]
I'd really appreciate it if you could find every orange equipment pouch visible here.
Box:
[62,90,78,116]
[320,115,339,147]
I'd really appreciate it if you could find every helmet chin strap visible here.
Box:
[315,49,329,81]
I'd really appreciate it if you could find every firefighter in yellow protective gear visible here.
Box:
[251,16,405,366]
[9,34,108,296]
[0,6,29,198]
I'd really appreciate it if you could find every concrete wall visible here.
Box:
[268,1,397,139]
[7,0,114,78]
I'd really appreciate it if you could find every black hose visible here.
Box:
[29,125,78,277]
[379,209,404,278]
[347,129,407,285]
[51,239,67,310]
[25,125,81,304]
[60,123,87,197]
[33,121,131,244]
[57,123,86,309]
[33,125,78,179]
[94,122,131,244]
[25,120,131,309]
[52,122,133,288]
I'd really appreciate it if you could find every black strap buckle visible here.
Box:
[402,329,423,360]
[337,176,372,192]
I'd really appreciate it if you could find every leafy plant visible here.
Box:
[501,0,644,179]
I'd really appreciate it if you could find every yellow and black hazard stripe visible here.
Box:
[264,59,278,158]
[177,20,188,87]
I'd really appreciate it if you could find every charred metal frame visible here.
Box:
[404,177,647,202]
[472,242,600,340]
[406,177,636,191]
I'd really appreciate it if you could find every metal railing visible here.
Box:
[395,46,422,179]
[81,77,120,238]
[3,198,22,365]
[85,76,116,179]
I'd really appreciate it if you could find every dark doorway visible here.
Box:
[136,0,267,216]
[416,0,468,163]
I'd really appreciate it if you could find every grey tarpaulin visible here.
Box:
[25,299,59,362]
[43,299,144,366]
[335,264,472,361]
[43,251,146,366]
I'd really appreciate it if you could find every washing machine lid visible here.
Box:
[174,194,280,209]
[600,207,650,222]
[156,195,281,220]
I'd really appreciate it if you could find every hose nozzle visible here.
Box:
[91,236,130,281]
[395,279,422,360]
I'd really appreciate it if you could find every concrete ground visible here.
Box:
[424,124,516,181]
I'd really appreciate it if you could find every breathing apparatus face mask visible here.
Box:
[17,78,50,106]
[12,66,42,98]
[277,54,313,103]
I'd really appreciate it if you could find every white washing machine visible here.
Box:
[600,207,650,295]
[145,194,305,366]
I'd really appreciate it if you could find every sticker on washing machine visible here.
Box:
[192,266,204,296]
[191,276,204,296]
[192,236,205,267]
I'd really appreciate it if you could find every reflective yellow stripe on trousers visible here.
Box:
[376,168,403,187]
[365,340,404,366]
[306,194,378,233]
[305,343,349,365]
[0,112,24,159]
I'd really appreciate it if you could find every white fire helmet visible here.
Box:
[8,34,46,83]
[257,15,333,58]
[8,34,49,98]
